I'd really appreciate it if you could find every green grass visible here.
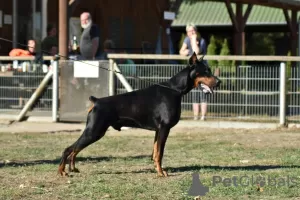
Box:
[1,127,300,199]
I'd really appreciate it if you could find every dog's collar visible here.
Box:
[154,83,182,94]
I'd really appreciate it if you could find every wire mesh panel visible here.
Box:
[116,63,285,122]
[59,60,110,122]
[0,60,52,115]
[208,65,280,121]
[287,65,300,123]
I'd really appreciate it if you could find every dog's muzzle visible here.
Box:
[200,76,221,94]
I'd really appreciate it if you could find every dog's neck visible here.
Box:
[162,67,194,95]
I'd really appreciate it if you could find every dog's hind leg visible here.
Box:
[58,146,73,176]
[68,149,80,173]
[153,125,170,177]
[58,123,109,176]
[58,108,110,176]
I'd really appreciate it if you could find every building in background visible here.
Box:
[0,0,300,57]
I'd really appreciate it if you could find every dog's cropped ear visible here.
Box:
[189,52,198,66]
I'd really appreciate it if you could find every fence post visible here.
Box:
[52,57,59,122]
[279,62,286,126]
[113,63,133,92]
[109,59,115,96]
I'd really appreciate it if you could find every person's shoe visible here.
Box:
[200,116,205,121]
[193,116,199,120]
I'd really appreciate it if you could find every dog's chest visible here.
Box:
[153,97,182,126]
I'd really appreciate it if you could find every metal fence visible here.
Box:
[0,59,53,116]
[0,54,299,124]
[288,66,300,123]
[116,63,300,123]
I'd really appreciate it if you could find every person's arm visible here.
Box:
[9,49,31,57]
[179,37,190,56]
[179,43,188,56]
[190,34,200,55]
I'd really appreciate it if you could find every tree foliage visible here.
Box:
[218,38,232,66]
[246,33,283,55]
[207,35,218,66]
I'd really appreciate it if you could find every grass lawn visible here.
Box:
[1,127,300,200]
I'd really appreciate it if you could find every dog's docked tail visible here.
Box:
[89,96,97,103]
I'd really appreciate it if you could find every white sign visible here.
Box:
[74,61,99,78]
[164,11,175,20]
[4,14,12,24]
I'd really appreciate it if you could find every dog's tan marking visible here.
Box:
[58,163,68,176]
[193,76,217,88]
[87,104,94,113]
[152,141,158,161]
[154,150,168,177]
[68,150,80,172]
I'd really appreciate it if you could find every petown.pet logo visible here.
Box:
[212,175,299,187]
[188,172,209,196]
[187,172,299,197]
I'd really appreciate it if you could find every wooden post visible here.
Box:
[59,0,68,59]
[235,3,243,56]
[291,11,297,57]
[12,0,18,48]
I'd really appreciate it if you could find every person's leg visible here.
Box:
[200,92,208,121]
[192,88,200,120]
[193,103,200,120]
[200,102,207,120]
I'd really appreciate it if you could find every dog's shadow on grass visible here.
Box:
[97,165,300,175]
[1,155,300,174]
[0,155,150,168]
[165,165,300,173]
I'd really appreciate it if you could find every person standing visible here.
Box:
[79,12,101,60]
[41,24,58,56]
[179,23,208,121]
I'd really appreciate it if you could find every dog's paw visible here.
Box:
[58,170,69,177]
[163,170,168,177]
[157,170,168,177]
[70,168,80,173]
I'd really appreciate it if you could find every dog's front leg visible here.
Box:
[154,126,170,177]
[151,131,158,161]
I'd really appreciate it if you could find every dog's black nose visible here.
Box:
[216,78,221,87]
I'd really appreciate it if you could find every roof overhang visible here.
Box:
[223,0,300,10]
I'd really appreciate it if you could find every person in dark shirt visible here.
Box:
[79,12,101,60]
[41,24,58,56]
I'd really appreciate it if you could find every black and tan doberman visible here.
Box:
[58,52,221,177]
